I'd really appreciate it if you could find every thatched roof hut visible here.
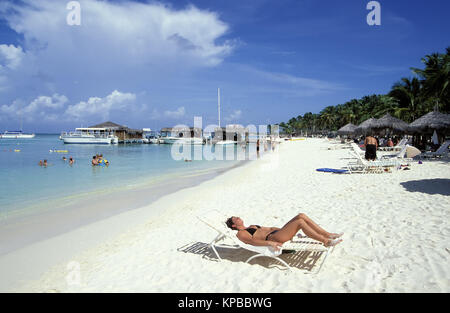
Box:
[408,111,450,135]
[372,113,409,134]
[89,121,143,142]
[354,118,378,135]
[90,121,124,129]
[337,123,357,135]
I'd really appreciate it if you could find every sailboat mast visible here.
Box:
[218,88,221,128]
[20,106,23,131]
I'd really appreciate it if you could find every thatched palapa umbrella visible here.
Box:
[354,118,378,135]
[372,113,409,135]
[337,123,357,135]
[408,111,450,135]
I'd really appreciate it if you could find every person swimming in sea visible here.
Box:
[92,155,98,166]
[39,160,48,167]
[97,154,109,166]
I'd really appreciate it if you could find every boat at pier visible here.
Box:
[60,128,118,144]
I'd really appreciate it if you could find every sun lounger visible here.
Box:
[380,144,413,163]
[346,150,400,174]
[350,143,366,155]
[419,141,450,159]
[379,138,408,151]
[197,210,333,274]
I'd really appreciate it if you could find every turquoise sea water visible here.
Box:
[0,135,244,219]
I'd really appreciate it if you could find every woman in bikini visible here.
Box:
[225,213,343,251]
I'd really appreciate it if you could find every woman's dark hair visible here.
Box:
[225,217,237,230]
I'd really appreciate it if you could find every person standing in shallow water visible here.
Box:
[364,135,378,160]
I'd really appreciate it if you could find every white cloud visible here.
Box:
[26,94,68,112]
[65,90,136,120]
[1,0,233,72]
[0,0,234,126]
[1,90,136,123]
[0,44,26,91]
[1,94,68,119]
[164,106,185,119]
[0,44,24,70]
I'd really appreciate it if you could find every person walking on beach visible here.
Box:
[226,213,343,250]
[364,135,378,161]
[256,139,260,158]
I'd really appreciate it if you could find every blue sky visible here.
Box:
[0,0,449,132]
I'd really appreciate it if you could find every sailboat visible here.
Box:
[214,88,237,145]
[0,130,35,139]
[0,114,35,139]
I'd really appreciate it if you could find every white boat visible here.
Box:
[61,128,118,144]
[215,140,237,145]
[149,138,161,144]
[0,130,35,139]
[162,137,204,145]
[145,131,162,144]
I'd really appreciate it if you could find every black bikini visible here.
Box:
[245,226,279,241]
[245,225,261,236]
[265,230,278,241]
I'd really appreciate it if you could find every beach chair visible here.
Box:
[380,144,413,163]
[419,141,450,159]
[197,210,333,274]
[379,138,407,151]
[350,143,365,155]
[346,151,399,174]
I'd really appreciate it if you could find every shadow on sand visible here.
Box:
[177,241,326,273]
[400,178,450,196]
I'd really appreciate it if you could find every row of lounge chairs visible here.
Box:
[378,138,408,151]
[419,140,450,159]
[345,139,449,173]
[346,142,412,174]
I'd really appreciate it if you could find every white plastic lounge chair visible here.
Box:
[197,210,333,274]
[350,143,366,155]
[379,138,407,151]
[420,141,450,159]
[347,151,399,174]
[380,144,413,163]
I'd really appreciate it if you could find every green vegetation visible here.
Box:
[279,48,450,135]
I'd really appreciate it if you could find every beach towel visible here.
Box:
[316,168,349,174]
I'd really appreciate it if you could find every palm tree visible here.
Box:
[389,77,423,122]
[320,106,336,130]
[412,48,450,112]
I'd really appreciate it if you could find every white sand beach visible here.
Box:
[7,139,450,292]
